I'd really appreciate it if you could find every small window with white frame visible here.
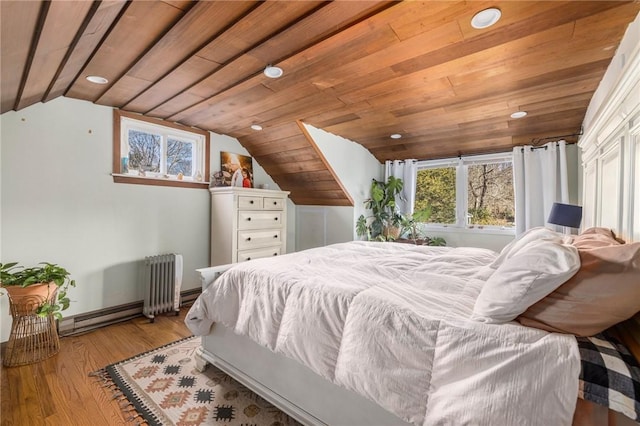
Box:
[113,110,210,188]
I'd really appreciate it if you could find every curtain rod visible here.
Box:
[521,141,566,152]
[530,128,583,147]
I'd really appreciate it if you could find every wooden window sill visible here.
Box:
[112,174,210,189]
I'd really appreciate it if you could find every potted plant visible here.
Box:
[356,177,404,241]
[399,206,432,244]
[426,236,447,246]
[0,262,76,319]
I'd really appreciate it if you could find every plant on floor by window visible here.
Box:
[356,178,447,245]
[426,236,447,246]
[356,177,404,241]
[0,262,76,319]
[399,206,432,243]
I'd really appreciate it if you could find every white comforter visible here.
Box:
[186,241,580,426]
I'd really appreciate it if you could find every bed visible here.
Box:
[185,230,640,426]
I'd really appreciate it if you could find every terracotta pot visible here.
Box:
[383,226,400,239]
[3,283,55,314]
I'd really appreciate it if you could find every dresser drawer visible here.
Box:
[237,196,263,210]
[263,197,285,210]
[237,211,282,230]
[237,246,281,262]
[237,229,281,250]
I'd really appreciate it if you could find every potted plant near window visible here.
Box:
[356,177,405,241]
[399,207,432,244]
[0,262,76,319]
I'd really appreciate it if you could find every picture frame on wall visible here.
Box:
[220,152,253,188]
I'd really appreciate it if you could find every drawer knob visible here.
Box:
[273,253,278,256]
[247,237,251,241]
[273,201,277,205]
[247,217,252,221]
[274,217,278,221]
[273,235,278,238]
[250,200,254,204]
[247,257,251,261]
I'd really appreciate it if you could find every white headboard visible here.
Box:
[577,29,640,360]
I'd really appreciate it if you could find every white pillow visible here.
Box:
[489,226,567,269]
[472,239,580,324]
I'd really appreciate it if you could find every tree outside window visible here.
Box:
[467,162,514,226]
[167,138,193,176]
[416,167,456,224]
[415,155,515,229]
[128,130,161,172]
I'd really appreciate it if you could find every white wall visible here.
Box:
[0,97,282,342]
[296,124,382,250]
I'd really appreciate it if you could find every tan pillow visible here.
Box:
[580,227,616,237]
[578,227,626,244]
[517,242,640,336]
[571,228,623,249]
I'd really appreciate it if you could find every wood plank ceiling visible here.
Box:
[1,1,639,206]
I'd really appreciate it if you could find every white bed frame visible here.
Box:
[194,265,411,426]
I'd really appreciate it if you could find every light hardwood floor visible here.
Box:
[1,309,192,425]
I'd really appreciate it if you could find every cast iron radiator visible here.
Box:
[143,253,183,322]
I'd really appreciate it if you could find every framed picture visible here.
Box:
[220,152,253,188]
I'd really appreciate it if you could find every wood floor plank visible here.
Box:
[1,308,192,426]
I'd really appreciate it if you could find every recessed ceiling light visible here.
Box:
[510,111,528,119]
[263,65,283,79]
[390,133,402,139]
[86,75,109,84]
[250,124,263,131]
[471,8,501,29]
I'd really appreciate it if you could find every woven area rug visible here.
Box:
[91,336,301,426]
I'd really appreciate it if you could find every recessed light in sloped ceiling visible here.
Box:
[86,75,108,84]
[471,8,502,29]
[263,65,283,79]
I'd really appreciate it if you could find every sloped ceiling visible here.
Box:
[1,1,639,206]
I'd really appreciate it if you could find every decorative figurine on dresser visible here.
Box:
[209,187,289,266]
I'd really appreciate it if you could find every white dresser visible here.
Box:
[209,187,289,266]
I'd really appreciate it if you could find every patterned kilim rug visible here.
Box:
[91,336,301,426]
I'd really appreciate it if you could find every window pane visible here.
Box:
[416,167,457,224]
[167,138,193,176]
[128,130,161,173]
[467,162,514,227]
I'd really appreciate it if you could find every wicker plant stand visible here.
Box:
[3,284,60,367]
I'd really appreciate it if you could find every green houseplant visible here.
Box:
[397,207,447,246]
[0,262,76,319]
[399,207,432,243]
[356,177,404,241]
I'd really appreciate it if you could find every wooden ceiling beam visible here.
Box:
[13,0,50,111]
[41,1,101,103]
[66,1,191,102]
[96,1,249,106]
[0,0,42,113]
[45,1,129,103]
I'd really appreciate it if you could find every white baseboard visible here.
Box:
[58,288,201,336]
